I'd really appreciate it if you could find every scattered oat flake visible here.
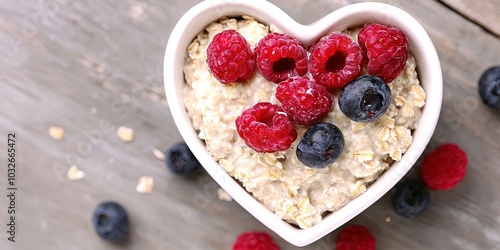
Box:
[385,216,391,222]
[136,175,154,194]
[49,126,65,141]
[217,188,233,202]
[152,148,165,161]
[67,165,85,181]
[117,126,134,142]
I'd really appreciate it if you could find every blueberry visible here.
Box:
[165,142,200,175]
[392,179,430,218]
[296,123,344,168]
[478,66,500,109]
[339,75,391,122]
[92,201,129,241]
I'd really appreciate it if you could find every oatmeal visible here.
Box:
[183,17,425,228]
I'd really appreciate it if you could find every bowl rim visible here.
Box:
[164,0,442,246]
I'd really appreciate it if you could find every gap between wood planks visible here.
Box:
[436,0,499,38]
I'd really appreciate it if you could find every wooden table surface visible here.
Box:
[1,0,499,249]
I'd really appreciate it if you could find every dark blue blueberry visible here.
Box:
[92,201,129,241]
[165,142,200,175]
[392,179,430,219]
[478,66,500,109]
[296,123,344,168]
[339,75,391,122]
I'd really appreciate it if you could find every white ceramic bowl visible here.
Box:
[164,0,442,246]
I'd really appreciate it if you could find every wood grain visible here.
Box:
[439,0,500,37]
[0,0,499,249]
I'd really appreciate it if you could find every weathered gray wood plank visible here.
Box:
[439,0,500,37]
[0,0,499,249]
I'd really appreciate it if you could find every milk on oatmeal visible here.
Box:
[183,16,426,229]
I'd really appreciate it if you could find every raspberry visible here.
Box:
[254,33,308,83]
[232,231,280,250]
[207,29,255,84]
[309,32,363,89]
[420,144,468,190]
[235,102,297,153]
[275,77,333,125]
[358,23,409,83]
[336,225,376,250]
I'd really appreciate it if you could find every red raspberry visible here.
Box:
[420,144,468,190]
[207,29,255,84]
[232,231,280,250]
[309,32,363,89]
[336,225,376,250]
[235,102,297,153]
[254,33,308,83]
[275,77,333,125]
[358,23,409,83]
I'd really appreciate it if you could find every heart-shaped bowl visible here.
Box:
[164,0,442,246]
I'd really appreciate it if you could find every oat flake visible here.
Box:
[117,126,134,142]
[217,188,233,202]
[152,148,165,161]
[49,126,65,141]
[136,175,154,194]
[67,165,85,181]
